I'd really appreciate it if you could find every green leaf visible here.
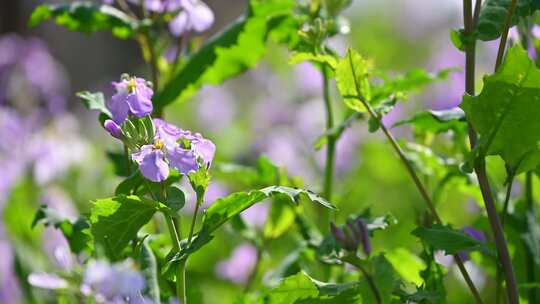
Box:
[288,52,338,69]
[264,198,296,239]
[169,186,335,262]
[361,254,400,304]
[475,0,539,41]
[412,224,486,255]
[165,186,185,213]
[371,68,454,105]
[32,205,93,254]
[393,108,466,134]
[265,272,319,304]
[139,237,160,303]
[336,48,372,112]
[188,167,211,199]
[450,29,466,51]
[154,0,298,110]
[461,46,540,172]
[90,195,158,258]
[385,247,425,285]
[29,2,138,39]
[76,91,111,117]
[215,155,281,187]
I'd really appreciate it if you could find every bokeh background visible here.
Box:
[0,0,518,303]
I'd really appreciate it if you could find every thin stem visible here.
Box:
[500,173,515,227]
[177,259,187,304]
[346,51,484,304]
[341,256,381,304]
[525,172,537,304]
[463,0,520,302]
[165,214,181,252]
[123,144,131,175]
[322,64,336,201]
[495,0,519,71]
[187,194,203,246]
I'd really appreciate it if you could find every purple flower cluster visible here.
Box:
[103,75,215,182]
[108,0,214,37]
[216,243,258,284]
[132,118,215,182]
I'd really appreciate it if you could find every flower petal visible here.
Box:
[131,145,154,164]
[108,92,130,124]
[169,11,190,37]
[28,273,68,290]
[139,149,169,182]
[168,146,198,174]
[154,118,187,147]
[190,1,214,32]
[192,135,216,165]
[103,119,122,139]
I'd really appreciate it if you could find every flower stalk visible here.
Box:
[462,0,520,303]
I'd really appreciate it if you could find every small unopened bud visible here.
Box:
[331,222,348,248]
[104,119,123,139]
[356,218,371,256]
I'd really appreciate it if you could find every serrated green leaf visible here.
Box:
[90,195,158,258]
[154,0,298,110]
[412,224,486,255]
[29,2,138,39]
[76,91,111,117]
[461,46,540,172]
[336,48,372,112]
[475,0,538,41]
[265,272,319,304]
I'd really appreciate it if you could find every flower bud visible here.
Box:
[356,218,371,257]
[104,119,123,139]
[330,222,348,248]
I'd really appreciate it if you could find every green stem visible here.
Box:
[177,259,187,304]
[525,172,537,304]
[462,0,520,302]
[495,0,519,71]
[341,255,381,304]
[322,64,336,201]
[187,195,202,246]
[346,49,484,304]
[123,144,131,175]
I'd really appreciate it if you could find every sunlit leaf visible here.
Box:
[461,46,540,173]
[90,195,158,258]
[412,224,486,255]
[29,2,138,39]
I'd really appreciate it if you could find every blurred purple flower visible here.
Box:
[127,0,182,13]
[458,226,486,261]
[28,273,68,290]
[0,35,68,114]
[132,119,215,182]
[29,115,88,185]
[216,243,257,284]
[0,237,22,304]
[241,202,269,228]
[294,62,322,94]
[169,0,214,36]
[197,86,236,131]
[426,42,464,109]
[109,76,153,124]
[82,259,146,302]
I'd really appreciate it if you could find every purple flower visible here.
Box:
[241,202,269,228]
[132,119,215,182]
[169,0,214,37]
[458,226,486,261]
[127,0,182,13]
[28,273,68,290]
[216,244,258,284]
[109,76,153,124]
[82,259,146,301]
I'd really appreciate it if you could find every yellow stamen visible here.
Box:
[127,78,138,93]
[154,138,164,150]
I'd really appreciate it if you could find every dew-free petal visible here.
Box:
[168,146,198,174]
[108,92,130,124]
[139,149,169,182]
